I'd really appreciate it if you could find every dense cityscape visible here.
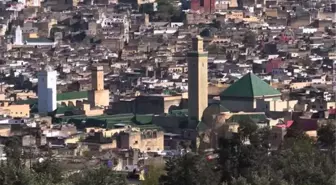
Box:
[0,0,335,184]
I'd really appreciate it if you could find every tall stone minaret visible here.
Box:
[88,66,110,108]
[188,35,208,123]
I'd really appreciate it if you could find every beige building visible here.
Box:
[188,35,208,122]
[226,11,244,20]
[15,91,37,100]
[0,102,30,118]
[118,130,164,152]
[0,126,11,137]
[265,8,278,17]
[81,103,104,116]
[88,66,109,108]
[256,99,298,112]
[84,126,139,138]
[289,82,311,89]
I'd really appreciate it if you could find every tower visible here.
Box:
[92,66,104,91]
[14,26,23,45]
[38,66,57,114]
[88,66,109,108]
[188,35,208,123]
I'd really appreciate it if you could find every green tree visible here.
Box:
[243,31,257,48]
[69,166,127,185]
[317,121,336,148]
[141,163,165,185]
[238,121,258,143]
[156,0,180,21]
[32,158,63,183]
[0,163,33,185]
[161,153,221,185]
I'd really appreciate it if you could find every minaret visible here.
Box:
[38,66,57,114]
[14,26,23,45]
[92,66,104,91]
[188,35,208,123]
[88,66,110,108]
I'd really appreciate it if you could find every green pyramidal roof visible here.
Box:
[220,73,281,98]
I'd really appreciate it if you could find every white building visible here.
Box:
[14,26,23,45]
[38,66,57,114]
[13,25,56,47]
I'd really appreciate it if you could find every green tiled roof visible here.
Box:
[133,115,153,124]
[55,106,79,115]
[170,109,188,116]
[220,73,281,98]
[16,98,38,106]
[226,113,268,124]
[57,91,88,101]
[25,38,54,43]
[62,113,159,130]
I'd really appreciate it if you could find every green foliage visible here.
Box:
[69,166,127,185]
[32,158,63,183]
[317,121,336,148]
[141,164,165,185]
[249,127,271,148]
[156,0,180,21]
[238,122,258,141]
[243,31,257,48]
[0,139,127,185]
[161,153,221,185]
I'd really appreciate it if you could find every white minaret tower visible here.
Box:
[38,66,57,114]
[14,26,23,45]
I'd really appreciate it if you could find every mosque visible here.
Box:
[13,26,56,47]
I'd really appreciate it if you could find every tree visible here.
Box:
[317,121,336,148]
[141,163,165,185]
[161,153,221,185]
[69,166,127,185]
[4,137,24,169]
[156,0,180,21]
[32,158,63,183]
[238,121,258,142]
[249,127,271,148]
[243,31,257,48]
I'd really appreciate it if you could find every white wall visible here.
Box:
[256,99,298,112]
[38,69,57,113]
